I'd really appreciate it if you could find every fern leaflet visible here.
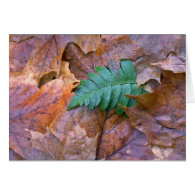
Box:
[67,59,147,115]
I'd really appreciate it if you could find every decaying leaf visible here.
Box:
[122,104,185,147]
[9,37,36,72]
[151,52,186,73]
[106,129,156,160]
[134,54,161,85]
[49,105,106,141]
[130,34,186,62]
[63,125,98,160]
[63,42,96,80]
[9,64,77,159]
[96,110,133,159]
[25,127,64,160]
[121,69,186,159]
[127,70,186,131]
[95,35,143,71]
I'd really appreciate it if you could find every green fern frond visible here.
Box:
[67,59,147,115]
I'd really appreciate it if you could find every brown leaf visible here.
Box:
[26,35,67,79]
[63,125,98,160]
[9,65,76,159]
[122,70,185,159]
[49,105,107,142]
[122,105,185,147]
[134,54,161,85]
[130,34,186,62]
[49,105,106,160]
[10,35,102,79]
[25,127,64,160]
[107,129,156,160]
[63,35,143,80]
[9,37,36,72]
[127,70,186,131]
[95,35,143,71]
[151,52,186,73]
[96,110,133,160]
[63,42,96,80]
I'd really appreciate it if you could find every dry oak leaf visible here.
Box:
[63,125,98,160]
[95,35,143,71]
[151,52,186,73]
[26,35,68,79]
[134,54,161,86]
[9,36,36,72]
[49,104,106,160]
[122,70,185,156]
[63,35,143,80]
[11,35,102,80]
[126,70,186,131]
[130,34,186,62]
[9,67,75,159]
[96,110,133,160]
[24,127,65,160]
[122,105,184,148]
[106,129,156,160]
[62,42,97,80]
[49,104,107,142]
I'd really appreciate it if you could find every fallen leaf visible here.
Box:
[151,52,186,73]
[63,125,98,160]
[9,64,76,159]
[126,70,186,131]
[49,105,107,142]
[63,42,96,80]
[95,35,143,71]
[106,129,156,160]
[121,70,185,159]
[134,54,161,85]
[130,34,186,62]
[122,104,185,147]
[96,110,133,159]
[25,127,64,160]
[10,35,102,80]
[9,37,36,72]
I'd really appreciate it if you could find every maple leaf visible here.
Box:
[9,64,77,159]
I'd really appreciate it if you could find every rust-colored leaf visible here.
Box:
[49,105,106,141]
[95,35,143,71]
[63,125,98,160]
[122,105,185,147]
[25,127,64,160]
[134,54,161,85]
[122,69,186,159]
[96,110,133,160]
[63,42,96,80]
[9,37,36,72]
[127,70,186,131]
[9,64,77,159]
[151,52,186,73]
[107,129,156,160]
[130,34,186,62]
